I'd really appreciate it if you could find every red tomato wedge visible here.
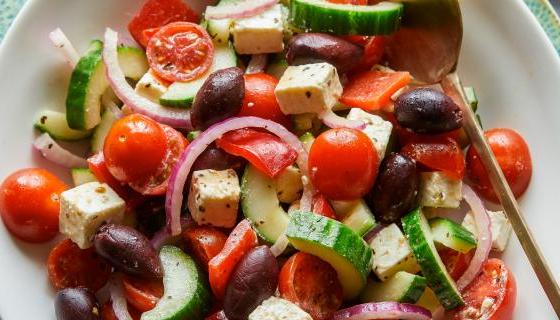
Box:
[449,259,516,320]
[122,275,164,313]
[47,239,112,291]
[439,247,474,281]
[216,128,298,178]
[340,71,412,111]
[312,194,337,219]
[147,22,214,83]
[359,36,387,71]
[279,252,343,320]
[128,0,199,47]
[402,138,466,180]
[208,220,258,300]
[182,226,228,271]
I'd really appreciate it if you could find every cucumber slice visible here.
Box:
[331,199,376,236]
[289,0,403,36]
[299,132,315,152]
[360,272,427,304]
[71,168,98,186]
[91,108,119,153]
[417,288,442,313]
[207,19,232,45]
[241,165,289,243]
[286,211,373,299]
[186,131,201,142]
[430,218,477,254]
[141,246,210,320]
[34,110,91,141]
[66,41,148,130]
[159,42,237,108]
[401,208,464,310]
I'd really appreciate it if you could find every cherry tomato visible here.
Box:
[128,0,199,47]
[402,138,466,180]
[104,114,168,183]
[182,226,228,271]
[308,128,379,200]
[147,22,214,82]
[238,73,291,129]
[47,239,112,291]
[467,128,532,202]
[449,259,516,320]
[359,36,387,71]
[122,275,163,313]
[312,194,337,219]
[279,252,343,320]
[0,168,67,242]
[101,301,141,320]
[439,247,474,281]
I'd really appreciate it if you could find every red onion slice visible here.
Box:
[150,217,195,250]
[108,274,133,320]
[205,0,278,19]
[320,109,366,130]
[333,302,432,320]
[246,54,268,74]
[49,28,80,67]
[270,234,289,257]
[33,133,87,168]
[456,184,492,290]
[165,116,310,235]
[103,28,192,129]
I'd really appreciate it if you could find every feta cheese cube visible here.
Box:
[419,172,462,208]
[249,297,312,320]
[232,5,284,54]
[187,169,241,228]
[347,108,393,159]
[462,210,512,252]
[134,71,168,103]
[275,63,342,115]
[370,224,420,281]
[276,165,303,203]
[59,182,125,248]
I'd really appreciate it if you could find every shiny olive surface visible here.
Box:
[54,288,100,320]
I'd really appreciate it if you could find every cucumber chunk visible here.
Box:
[289,0,403,36]
[34,110,91,141]
[331,199,376,236]
[71,168,98,186]
[401,208,464,310]
[360,271,427,304]
[430,217,477,254]
[141,246,210,320]
[286,211,372,299]
[91,108,119,153]
[66,41,148,130]
[299,132,315,152]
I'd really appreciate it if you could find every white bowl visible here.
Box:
[0,0,559,318]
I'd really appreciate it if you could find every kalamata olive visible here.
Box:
[224,246,279,320]
[135,197,166,238]
[55,288,100,320]
[93,224,162,279]
[192,144,246,174]
[191,67,245,130]
[286,33,363,74]
[366,153,419,224]
[394,88,463,134]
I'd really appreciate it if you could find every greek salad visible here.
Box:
[0,0,533,319]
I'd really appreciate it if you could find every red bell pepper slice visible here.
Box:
[340,71,412,111]
[401,138,466,180]
[312,194,337,220]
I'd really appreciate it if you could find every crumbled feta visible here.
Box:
[419,172,462,208]
[249,297,312,320]
[275,63,342,115]
[462,210,512,252]
[347,108,393,159]
[232,5,284,54]
[59,182,125,249]
[134,71,168,103]
[276,165,303,204]
[187,169,241,228]
[370,224,420,281]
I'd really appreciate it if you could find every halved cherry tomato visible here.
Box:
[279,252,343,320]
[129,124,188,195]
[47,239,112,291]
[340,71,412,111]
[182,226,228,271]
[208,219,258,299]
[467,128,532,203]
[312,194,337,219]
[142,27,161,47]
[128,0,199,47]
[439,247,474,281]
[238,73,291,129]
[402,138,466,180]
[147,22,214,82]
[205,311,228,320]
[359,36,387,71]
[0,168,67,243]
[122,275,164,313]
[308,128,379,200]
[449,259,516,320]
[101,301,141,320]
[216,128,298,178]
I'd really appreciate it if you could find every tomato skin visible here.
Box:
[122,275,163,313]
[208,220,258,300]
[467,128,532,203]
[450,259,516,320]
[238,73,291,129]
[439,247,474,281]
[0,168,67,242]
[104,114,168,183]
[312,194,337,219]
[402,138,466,180]
[182,226,228,271]
[309,128,379,200]
[359,36,387,71]
[47,239,112,291]
[279,252,343,320]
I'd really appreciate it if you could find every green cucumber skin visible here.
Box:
[402,208,464,310]
[34,110,92,141]
[360,273,427,304]
[289,0,403,36]
[430,217,477,253]
[401,274,428,303]
[71,168,97,186]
